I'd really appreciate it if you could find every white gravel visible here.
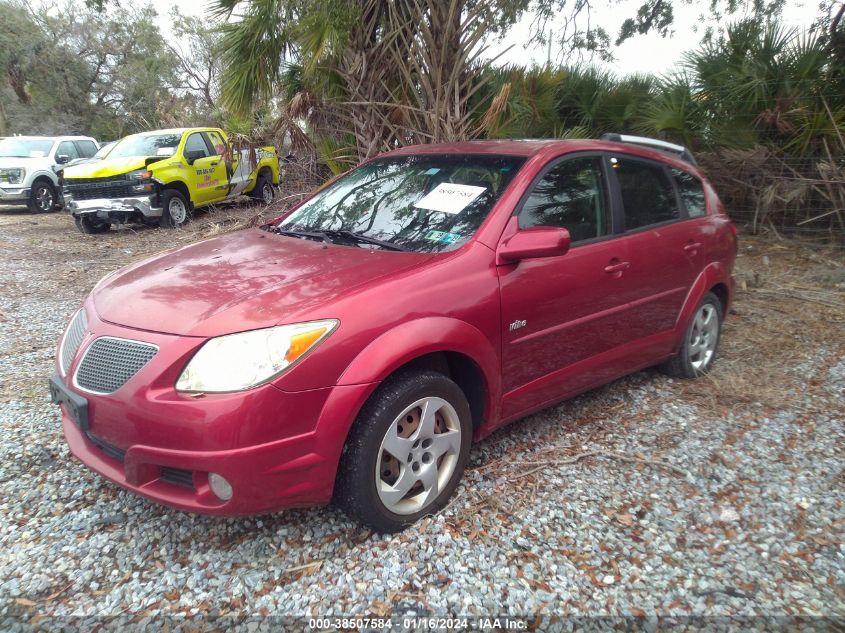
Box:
[0,212,843,627]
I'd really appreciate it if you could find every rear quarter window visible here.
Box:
[672,169,707,218]
[75,140,98,158]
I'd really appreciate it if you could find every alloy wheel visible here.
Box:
[375,396,462,515]
[689,304,719,371]
[35,185,54,211]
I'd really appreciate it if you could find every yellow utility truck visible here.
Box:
[62,127,280,234]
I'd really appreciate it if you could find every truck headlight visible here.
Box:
[175,320,339,393]
[0,168,24,185]
[127,169,154,193]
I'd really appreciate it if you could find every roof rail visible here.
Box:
[600,133,697,166]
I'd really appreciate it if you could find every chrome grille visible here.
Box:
[59,309,87,375]
[75,337,158,394]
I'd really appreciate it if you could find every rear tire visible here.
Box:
[159,189,192,228]
[74,215,111,234]
[249,174,274,204]
[335,370,472,533]
[660,292,723,378]
[28,180,56,213]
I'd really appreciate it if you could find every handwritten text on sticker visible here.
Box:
[414,183,487,214]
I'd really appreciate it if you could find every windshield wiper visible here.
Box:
[271,226,408,251]
[271,228,333,244]
[325,230,408,252]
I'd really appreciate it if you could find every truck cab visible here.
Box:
[0,136,99,213]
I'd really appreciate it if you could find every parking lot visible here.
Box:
[0,205,843,624]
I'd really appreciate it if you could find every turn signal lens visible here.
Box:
[285,327,330,363]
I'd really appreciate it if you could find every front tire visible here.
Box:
[159,189,192,228]
[74,215,111,234]
[335,370,472,533]
[28,180,56,213]
[661,292,723,378]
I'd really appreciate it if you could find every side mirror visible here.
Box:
[184,150,204,165]
[498,227,571,262]
[55,154,69,164]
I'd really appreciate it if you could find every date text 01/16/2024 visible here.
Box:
[307,617,528,630]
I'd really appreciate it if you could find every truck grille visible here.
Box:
[75,337,157,394]
[60,309,87,375]
[65,175,134,200]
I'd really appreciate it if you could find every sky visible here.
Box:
[150,0,819,77]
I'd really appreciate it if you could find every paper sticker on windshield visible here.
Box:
[414,183,486,214]
[29,151,46,158]
[424,230,461,244]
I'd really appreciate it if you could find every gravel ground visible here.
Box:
[0,208,843,628]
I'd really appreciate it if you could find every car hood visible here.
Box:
[92,229,432,337]
[63,156,149,179]
[0,156,53,171]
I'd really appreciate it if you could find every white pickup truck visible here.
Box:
[0,136,99,212]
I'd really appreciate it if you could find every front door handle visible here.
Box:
[209,160,220,166]
[683,242,702,254]
[604,260,631,275]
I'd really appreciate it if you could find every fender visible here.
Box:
[28,169,59,186]
[157,177,194,203]
[672,261,733,351]
[337,316,502,427]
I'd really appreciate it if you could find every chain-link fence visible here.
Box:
[698,148,845,241]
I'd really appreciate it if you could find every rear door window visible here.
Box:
[519,156,608,243]
[611,156,680,230]
[672,169,706,218]
[74,140,98,158]
[207,131,227,156]
[56,141,80,161]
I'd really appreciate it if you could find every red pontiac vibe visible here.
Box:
[50,135,736,532]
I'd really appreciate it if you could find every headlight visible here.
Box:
[127,169,153,193]
[175,320,339,393]
[0,168,24,185]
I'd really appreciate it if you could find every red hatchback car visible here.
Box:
[50,136,736,532]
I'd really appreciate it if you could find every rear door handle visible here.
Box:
[604,261,631,274]
[683,242,702,253]
[209,160,220,166]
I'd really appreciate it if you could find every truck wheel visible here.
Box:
[250,174,274,204]
[28,180,56,213]
[159,189,192,228]
[75,216,111,235]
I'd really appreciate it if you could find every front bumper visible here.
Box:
[66,194,162,219]
[55,372,374,515]
[0,186,30,203]
[51,309,377,515]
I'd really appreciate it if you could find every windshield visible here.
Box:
[93,142,116,159]
[273,154,526,253]
[108,133,182,159]
[0,138,54,158]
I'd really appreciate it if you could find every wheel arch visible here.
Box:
[30,173,57,187]
[248,166,273,193]
[708,281,730,317]
[161,180,193,206]
[337,317,501,433]
[673,262,733,350]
